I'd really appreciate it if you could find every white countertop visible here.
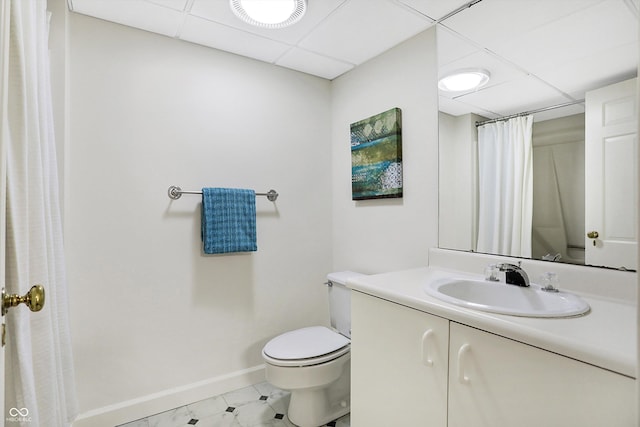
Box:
[347,266,637,379]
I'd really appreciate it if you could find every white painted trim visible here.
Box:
[73,365,265,427]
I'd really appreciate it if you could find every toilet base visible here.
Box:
[287,363,350,427]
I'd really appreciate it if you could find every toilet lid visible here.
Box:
[263,326,349,360]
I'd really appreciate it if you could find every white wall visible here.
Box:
[65,14,333,424]
[331,29,439,274]
[62,11,439,424]
[438,112,483,252]
[532,114,585,263]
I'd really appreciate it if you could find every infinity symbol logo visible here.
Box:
[9,407,28,417]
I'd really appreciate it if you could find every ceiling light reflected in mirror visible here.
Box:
[438,68,491,92]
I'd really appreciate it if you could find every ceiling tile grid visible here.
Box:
[436,0,637,119]
[397,0,475,21]
[275,47,355,80]
[187,0,348,45]
[70,0,186,37]
[67,0,638,118]
[296,0,433,64]
[493,1,637,83]
[179,14,293,63]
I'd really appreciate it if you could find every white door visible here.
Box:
[0,0,11,409]
[585,78,638,270]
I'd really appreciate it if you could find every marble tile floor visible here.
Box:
[117,381,350,427]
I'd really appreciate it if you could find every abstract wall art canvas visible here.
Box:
[350,107,403,200]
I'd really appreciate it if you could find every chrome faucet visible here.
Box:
[496,263,530,287]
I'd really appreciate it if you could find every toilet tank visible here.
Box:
[327,271,365,339]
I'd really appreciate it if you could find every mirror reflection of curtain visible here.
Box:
[476,115,533,257]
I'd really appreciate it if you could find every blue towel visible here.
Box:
[201,188,257,254]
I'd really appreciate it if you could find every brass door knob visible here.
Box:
[2,285,45,316]
[587,231,599,239]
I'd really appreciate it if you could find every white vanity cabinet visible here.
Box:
[351,291,449,426]
[351,290,636,426]
[449,322,636,427]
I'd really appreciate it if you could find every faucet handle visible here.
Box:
[540,272,560,292]
[484,264,500,281]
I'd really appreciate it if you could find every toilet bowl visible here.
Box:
[261,271,364,427]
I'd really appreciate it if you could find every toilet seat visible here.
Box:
[263,326,350,367]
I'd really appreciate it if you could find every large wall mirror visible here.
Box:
[438,0,638,271]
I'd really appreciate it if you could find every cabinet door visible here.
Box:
[351,291,449,426]
[449,322,636,427]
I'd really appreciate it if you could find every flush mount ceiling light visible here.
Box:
[438,68,491,92]
[230,0,307,29]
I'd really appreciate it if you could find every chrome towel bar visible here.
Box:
[168,186,278,202]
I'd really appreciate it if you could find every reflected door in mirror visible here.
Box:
[585,78,637,270]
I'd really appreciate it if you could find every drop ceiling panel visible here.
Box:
[437,26,482,68]
[298,0,433,64]
[498,1,637,78]
[455,75,574,117]
[70,0,185,37]
[438,50,528,103]
[535,42,638,99]
[188,0,347,45]
[276,48,355,80]
[180,15,292,63]
[68,0,637,118]
[437,0,636,118]
[439,96,495,119]
[442,0,604,57]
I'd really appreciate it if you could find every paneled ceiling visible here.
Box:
[437,0,638,120]
[68,0,638,120]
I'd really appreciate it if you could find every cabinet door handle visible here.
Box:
[420,329,434,366]
[457,343,471,384]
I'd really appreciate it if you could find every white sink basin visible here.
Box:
[424,277,590,318]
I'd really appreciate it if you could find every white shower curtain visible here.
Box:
[476,115,533,258]
[4,0,78,425]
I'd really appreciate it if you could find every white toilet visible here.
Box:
[261,271,364,427]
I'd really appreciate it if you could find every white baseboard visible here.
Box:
[73,365,266,427]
